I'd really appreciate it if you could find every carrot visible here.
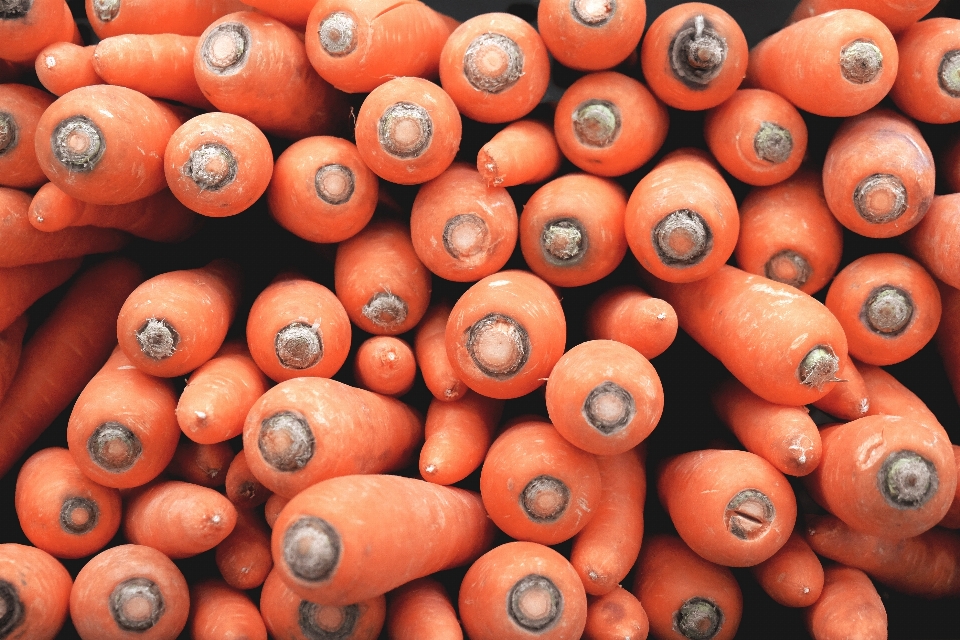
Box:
[0,543,72,640]
[439,12,551,123]
[261,569,387,640]
[711,377,822,477]
[643,264,849,406]
[166,438,233,487]
[386,577,462,640]
[803,564,887,640]
[445,269,566,399]
[0,257,81,332]
[632,534,742,640]
[481,419,601,545]
[415,303,467,403]
[35,42,104,97]
[703,89,808,186]
[0,83,56,189]
[857,360,948,437]
[938,282,960,407]
[803,413,956,539]
[0,315,27,404]
[271,474,496,605]
[939,445,960,528]
[477,118,562,188]
[215,508,273,590]
[224,450,269,509]
[70,543,189,640]
[353,335,417,397]
[0,257,143,479]
[410,162,518,283]
[902,194,960,290]
[305,0,457,94]
[749,531,824,608]
[810,355,871,421]
[242,377,423,498]
[583,586,649,640]
[233,0,316,29]
[0,0,79,63]
[420,390,503,486]
[788,0,939,35]
[354,76,462,185]
[734,168,843,295]
[334,219,432,335]
[889,18,960,124]
[538,0,646,71]
[747,9,898,117]
[459,540,588,640]
[267,135,379,244]
[824,253,940,365]
[15,447,122,560]
[569,447,646,596]
[264,492,289,529]
[639,2,748,111]
[86,0,247,38]
[625,149,739,284]
[189,579,267,640]
[194,11,349,139]
[29,182,199,242]
[585,285,678,359]
[94,34,214,109]
[520,174,629,288]
[116,258,241,378]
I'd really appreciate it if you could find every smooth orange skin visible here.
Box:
[225,0,315,29]
[386,577,463,640]
[903,194,960,290]
[788,0,939,35]
[224,450,270,509]
[478,119,562,188]
[749,532,824,608]
[415,303,468,403]
[353,335,416,397]
[420,390,503,486]
[0,0,79,63]
[0,316,26,405]
[35,43,104,97]
[215,508,273,590]
[264,493,288,529]
[890,18,960,123]
[585,285,678,359]
[858,360,949,438]
[538,0,646,71]
[804,565,887,640]
[0,257,81,332]
[0,84,56,189]
[166,439,233,487]
[811,355,871,421]
[189,579,267,640]
[86,0,247,38]
[0,543,72,640]
[583,586,649,640]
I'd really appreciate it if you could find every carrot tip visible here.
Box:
[136,317,180,361]
[463,33,524,94]
[109,577,164,632]
[583,380,636,434]
[201,23,250,75]
[509,574,563,632]
[318,11,358,57]
[764,250,812,289]
[184,143,238,191]
[675,597,723,640]
[60,496,100,535]
[315,164,355,205]
[839,40,883,85]
[572,100,621,148]
[466,313,530,378]
[362,292,409,330]
[275,322,323,370]
[671,15,727,87]
[258,411,315,471]
[0,579,25,634]
[863,286,913,335]
[754,122,793,164]
[541,219,586,264]
[880,451,938,508]
[654,209,712,266]
[52,116,105,172]
[0,0,30,19]
[282,516,342,583]
[520,475,571,522]
[571,0,615,26]
[88,421,144,473]
[724,489,775,540]
[91,0,120,22]
[423,463,438,474]
[939,52,960,97]
[853,173,907,224]
[379,102,433,159]
[0,113,15,155]
[797,345,840,390]
[444,213,491,260]
[299,602,360,638]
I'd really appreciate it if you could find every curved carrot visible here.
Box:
[903,193,960,290]
[0,257,81,332]
[788,0,938,35]
[215,508,273,590]
[538,0,646,71]
[189,578,267,640]
[0,315,27,405]
[0,83,55,189]
[459,541,588,640]
[810,355,870,421]
[804,565,887,640]
[420,390,503,486]
[749,531,824,608]
[585,284,678,359]
[35,43,104,97]
[889,18,960,124]
[477,118,562,188]
[410,162,518,283]
[387,577,462,640]
[0,0,79,64]
[583,586,649,640]
[0,543,72,640]
[353,335,416,397]
[224,450,269,509]
[86,0,247,38]
[415,303,467,403]
[264,492,289,529]
[166,439,233,487]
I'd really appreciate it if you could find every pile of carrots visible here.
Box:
[3,0,960,637]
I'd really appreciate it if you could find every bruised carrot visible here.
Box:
[903,194,960,290]
[166,439,233,487]
[0,543,72,640]
[477,119,562,188]
[749,531,824,608]
[0,0,79,63]
[0,257,143,479]
[420,390,503,486]
[788,0,938,35]
[387,578,462,640]
[117,259,241,378]
[0,315,27,404]
[538,0,646,71]
[889,18,960,123]
[70,543,189,640]
[410,162,518,282]
[264,492,289,529]
[353,336,416,397]
[585,285,678,359]
[189,579,267,640]
[804,565,887,640]
[224,450,269,509]
[35,43,104,97]
[811,355,870,421]
[0,257,80,332]
[0,83,56,189]
[215,508,273,590]
[272,474,495,604]
[415,303,467,402]
[86,0,247,38]
[583,586,649,640]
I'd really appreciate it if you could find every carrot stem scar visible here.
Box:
[275,322,323,370]
[582,380,636,434]
[541,219,585,264]
[51,116,104,172]
[863,286,913,335]
[298,602,359,639]
[0,0,30,19]
[201,23,249,74]
[463,33,524,94]
[724,489,775,540]
[87,421,143,473]
[572,99,621,148]
[0,113,15,155]
[754,121,792,164]
[670,15,727,86]
[520,475,571,522]
[840,39,883,84]
[853,173,907,223]
[136,317,179,360]
[764,249,812,289]
[570,0,615,26]
[282,516,341,582]
[184,143,237,191]
[442,213,490,260]
[0,580,23,637]
[880,451,938,509]
[257,411,315,472]
[317,11,357,57]
[378,102,432,159]
[675,597,723,640]
[110,577,164,632]
[653,209,712,266]
[91,0,120,22]
[59,496,99,535]
[939,50,960,97]
[314,163,354,205]
[508,574,563,632]
[466,313,530,379]
[797,345,840,389]
[361,292,408,330]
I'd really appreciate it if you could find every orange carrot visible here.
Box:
[166,438,233,487]
[215,508,273,590]
[903,193,960,290]
[583,586,649,640]
[810,355,871,421]
[272,474,495,604]
[585,284,678,360]
[386,578,462,640]
[267,135,379,244]
[35,42,104,97]
[86,0,247,38]
[420,390,503,486]
[116,259,241,378]
[70,543,189,640]
[460,543,588,640]
[477,118,562,188]
[857,360,947,437]
[242,377,423,498]
[0,257,81,332]
[0,83,56,189]
[0,315,27,404]
[264,492,289,529]
[415,303,467,403]
[804,564,887,640]
[224,450,269,509]
[353,335,417,397]
[234,0,316,29]
[410,162,518,283]
[788,0,938,35]
[538,0,646,71]
[889,18,960,124]
[0,0,79,64]
[0,257,143,479]
[749,531,824,608]
[189,579,267,640]
[748,9,898,117]
[0,543,72,640]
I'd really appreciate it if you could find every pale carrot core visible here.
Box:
[443,213,490,260]
[863,286,913,335]
[60,496,99,534]
[724,488,774,541]
[582,380,635,434]
[92,0,120,22]
[275,322,323,370]
[572,100,621,148]
[675,597,722,640]
[671,15,726,86]
[880,450,938,508]
[258,411,315,471]
[939,50,960,97]
[0,113,15,155]
[520,475,571,522]
[110,578,164,632]
[186,143,237,191]
[853,173,907,224]
[764,250,811,289]
[508,575,562,632]
[318,11,358,57]
[88,421,143,473]
[797,345,840,390]
[654,209,711,266]
[202,23,249,74]
[315,164,355,205]
[541,219,585,263]
[571,0,615,26]
[378,102,432,159]
[209,32,243,67]
[463,33,524,94]
[361,291,409,330]
[298,602,359,639]
[754,122,793,164]
[136,317,179,361]
[466,313,530,378]
[0,580,22,638]
[52,116,104,172]
[283,516,342,582]
[840,40,883,85]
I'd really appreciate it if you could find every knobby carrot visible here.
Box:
[749,531,824,608]
[353,335,417,397]
[585,284,678,359]
[0,0,79,63]
[890,18,960,123]
[0,315,26,404]
[478,118,562,188]
[272,474,496,604]
[420,390,503,486]
[224,450,269,509]
[803,565,887,640]
[459,541,588,640]
[0,83,56,189]
[264,492,289,529]
[903,194,960,290]
[583,586,649,640]
[938,282,960,406]
[0,543,73,640]
[0,257,81,332]
[810,355,871,421]
[0,257,143,479]
[788,0,938,35]
[86,0,248,38]
[215,508,273,590]
[386,577,463,640]
[166,438,233,487]
[415,303,467,402]
[189,579,267,640]
[35,42,104,97]
[538,0,646,71]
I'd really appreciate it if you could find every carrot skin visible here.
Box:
[215,508,273,590]
[749,531,824,607]
[585,285,678,359]
[538,0,646,71]
[583,586,650,640]
[0,257,81,332]
[415,303,467,403]
[224,449,270,509]
[857,360,948,437]
[353,335,417,398]
[420,390,503,486]
[811,355,871,421]
[0,543,73,640]
[386,577,463,640]
[0,0,79,63]
[902,194,960,290]
[264,493,289,529]
[189,579,267,640]
[86,0,248,38]
[478,119,561,188]
[890,18,960,123]
[804,565,888,640]
[788,0,938,35]
[35,43,104,97]
[0,315,27,405]
[165,439,234,487]
[0,83,56,189]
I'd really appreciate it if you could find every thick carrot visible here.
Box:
[459,540,588,640]
[86,0,247,38]
[353,335,416,397]
[749,531,824,608]
[0,0,79,64]
[889,18,960,124]
[215,508,273,590]
[264,492,289,529]
[639,2,748,111]
[70,543,189,640]
[585,285,678,359]
[116,259,241,377]
[35,43,104,97]
[538,0,646,71]
[804,565,887,640]
[420,390,503,486]
[811,355,871,421]
[410,162,518,283]
[15,447,122,560]
[242,377,423,498]
[625,149,739,283]
[439,12,551,123]
[415,303,467,403]
[272,474,496,604]
[903,194,960,290]
[386,577,462,640]
[267,135,379,244]
[583,586,649,640]
[0,257,81,332]
[0,315,27,404]
[165,438,233,487]
[478,118,562,188]
[0,83,56,189]
[788,0,938,35]
[0,257,143,479]
[189,579,267,640]
[224,450,269,509]
[446,270,566,399]
[0,543,73,640]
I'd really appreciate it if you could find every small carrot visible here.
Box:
[420,390,503,486]
[415,303,467,403]
[439,12,551,123]
[803,564,887,640]
[0,543,73,640]
[353,335,417,397]
[0,83,56,189]
[477,118,562,188]
[749,531,824,608]
[189,579,267,640]
[410,162,518,283]
[459,541,588,640]
[538,0,646,71]
[903,194,960,290]
[889,18,960,124]
[116,258,241,378]
[15,447,122,560]
[0,257,81,332]
[35,42,104,97]
[215,508,273,590]
[788,0,939,35]
[810,355,871,421]
[0,315,27,404]
[165,438,233,487]
[386,577,463,640]
[224,450,269,509]
[70,544,189,640]
[0,0,79,63]
[584,284,678,360]
[264,492,289,529]
[86,0,247,38]
[583,586,650,640]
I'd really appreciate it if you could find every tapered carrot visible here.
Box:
[0,257,80,332]
[242,377,423,498]
[804,565,887,640]
[460,541,587,640]
[749,531,824,608]
[264,492,289,529]
[788,0,938,35]
[194,11,349,139]
[857,360,948,438]
[86,0,247,38]
[215,508,273,590]
[0,0,79,63]
[354,77,462,185]
[810,355,871,421]
[447,270,566,399]
[415,303,467,402]
[478,119,562,188]
[0,315,26,404]
[538,0,646,71]
[632,534,742,640]
[116,259,241,378]
[643,264,849,406]
[272,474,496,604]
[410,162,518,282]
[353,336,416,397]
[583,586,649,640]
[0,257,143,479]
[70,544,189,640]
[625,149,739,284]
[224,450,269,509]
[386,577,462,640]
[903,194,960,290]
[585,285,678,359]
[640,3,748,111]
[0,543,72,640]
[267,135,379,244]
[335,219,432,335]
[35,43,104,97]
[0,83,56,189]
[166,439,233,487]
[189,579,267,640]
[420,390,503,486]
[889,18,960,123]
[748,10,898,117]
[439,12,550,123]
[940,445,960,528]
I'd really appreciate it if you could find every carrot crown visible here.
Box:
[754,122,792,164]
[862,286,913,335]
[583,380,636,434]
[941,51,960,96]
[520,475,571,522]
[91,0,121,22]
[87,421,143,473]
[840,39,883,84]
[675,596,724,640]
[541,219,586,265]
[671,14,727,88]
[572,99,621,148]
[201,23,251,75]
[109,577,165,632]
[570,0,615,26]
[0,578,24,633]
[282,516,341,583]
[880,450,938,509]
[655,209,713,266]
[51,116,105,172]
[136,317,179,361]
[315,164,355,205]
[378,102,433,159]
[463,33,525,94]
[0,113,15,155]
[362,292,408,331]
[60,496,100,535]
[444,213,490,259]
[317,11,358,57]
[275,323,323,370]
[465,313,530,379]
[258,411,315,471]
[508,574,563,632]
[765,250,811,289]
[183,143,238,191]
[0,0,30,19]
[298,602,360,638]
[854,173,907,223]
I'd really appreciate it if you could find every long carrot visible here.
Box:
[35,42,104,97]
[477,118,562,188]
[215,508,273,590]
[788,0,938,35]
[583,586,649,640]
[165,438,233,487]
[224,450,269,509]
[538,0,646,71]
[386,577,463,640]
[903,194,960,290]
[0,543,73,640]
[353,335,417,397]
[0,257,80,332]
[420,390,503,486]
[189,579,267,640]
[415,303,467,403]
[889,18,960,124]
[86,0,247,38]
[749,531,824,608]
[585,284,678,360]
[0,83,56,189]
[0,0,79,64]
[0,315,26,405]
[803,565,887,640]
